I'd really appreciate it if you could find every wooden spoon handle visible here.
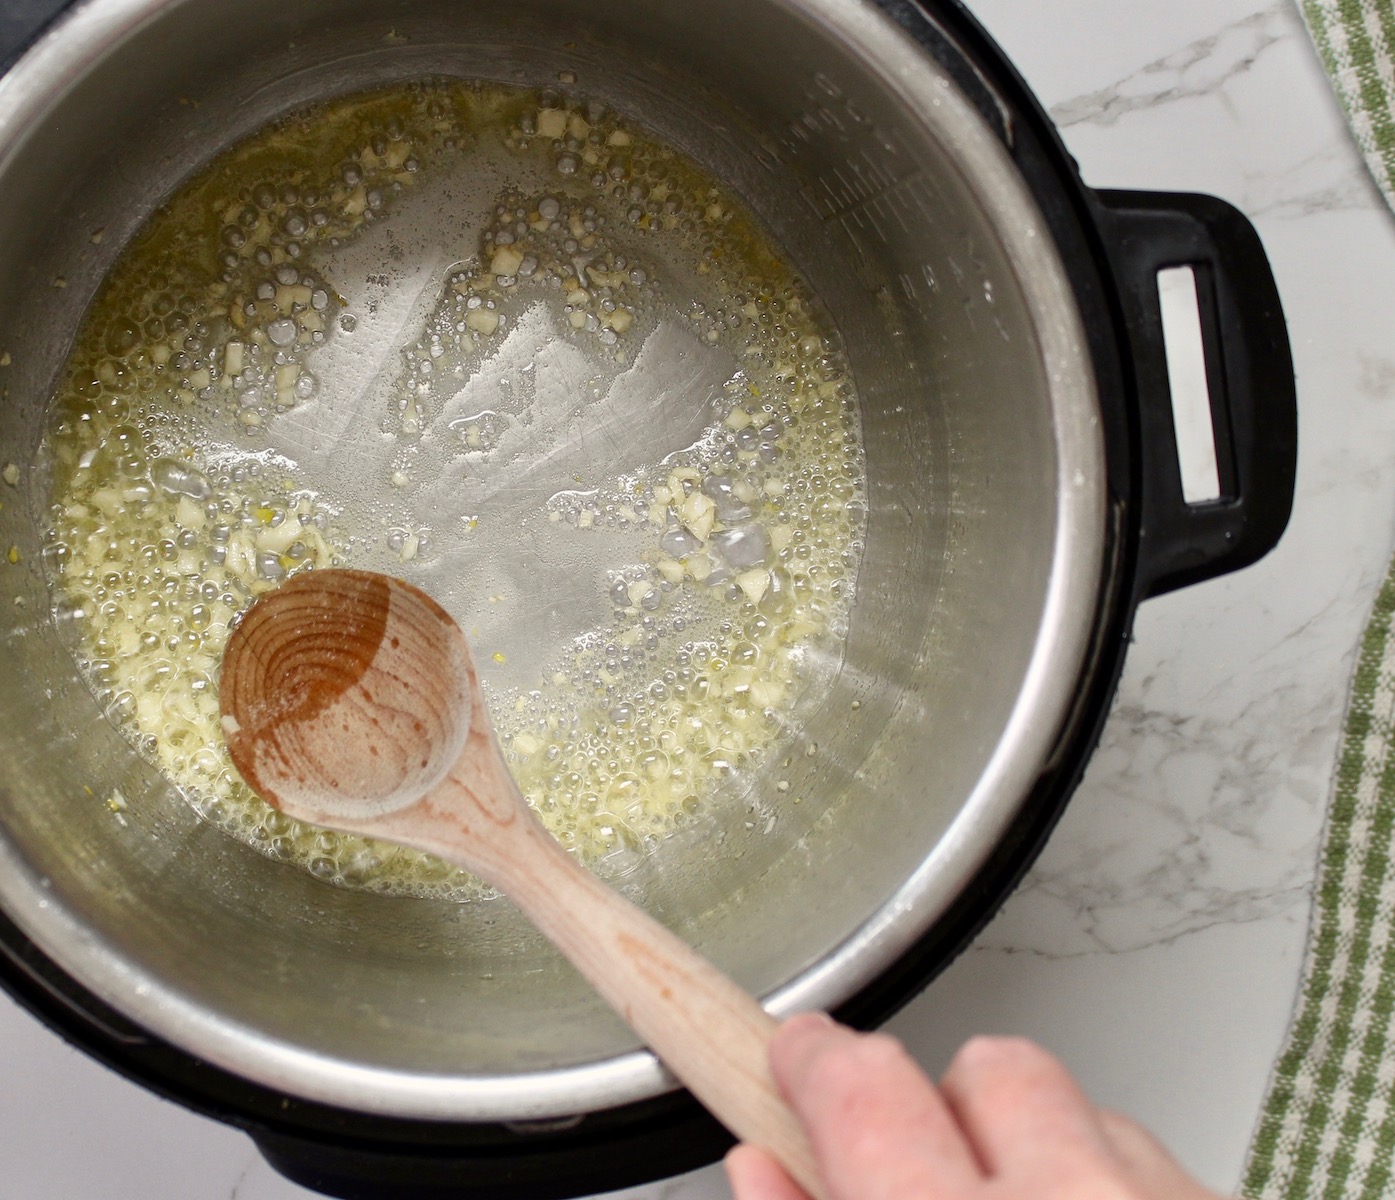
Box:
[499,827,827,1200]
[352,658,826,1195]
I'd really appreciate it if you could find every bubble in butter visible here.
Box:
[39,79,867,900]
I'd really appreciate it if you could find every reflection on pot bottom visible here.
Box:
[38,78,870,901]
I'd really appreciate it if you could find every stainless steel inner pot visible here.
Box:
[0,0,1103,1120]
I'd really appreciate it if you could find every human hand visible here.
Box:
[725,1014,1224,1200]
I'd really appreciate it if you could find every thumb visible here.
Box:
[1098,1110,1221,1200]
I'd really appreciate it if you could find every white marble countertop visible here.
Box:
[4,0,1392,1196]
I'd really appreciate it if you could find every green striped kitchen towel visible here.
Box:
[1243,559,1395,1198]
[1300,0,1395,208]
[1241,5,1395,1195]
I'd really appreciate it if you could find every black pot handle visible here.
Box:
[1091,189,1297,599]
[0,0,72,73]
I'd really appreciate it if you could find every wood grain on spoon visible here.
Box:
[220,568,826,1200]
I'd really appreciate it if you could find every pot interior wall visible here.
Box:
[0,0,1100,1116]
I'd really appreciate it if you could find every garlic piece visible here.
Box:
[490,245,525,277]
[735,569,771,604]
[466,308,500,335]
[535,108,568,139]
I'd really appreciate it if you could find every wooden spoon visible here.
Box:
[219,567,825,1198]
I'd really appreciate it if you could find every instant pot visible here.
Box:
[0,0,1296,1196]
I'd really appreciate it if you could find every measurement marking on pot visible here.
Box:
[1157,265,1221,504]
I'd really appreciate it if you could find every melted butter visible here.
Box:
[40,79,867,899]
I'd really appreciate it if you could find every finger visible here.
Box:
[938,1036,1116,1182]
[770,1014,982,1200]
[725,1144,812,1200]
[1098,1109,1221,1200]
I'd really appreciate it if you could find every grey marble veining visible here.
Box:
[1049,4,1294,131]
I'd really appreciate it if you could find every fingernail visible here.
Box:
[782,1011,837,1035]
